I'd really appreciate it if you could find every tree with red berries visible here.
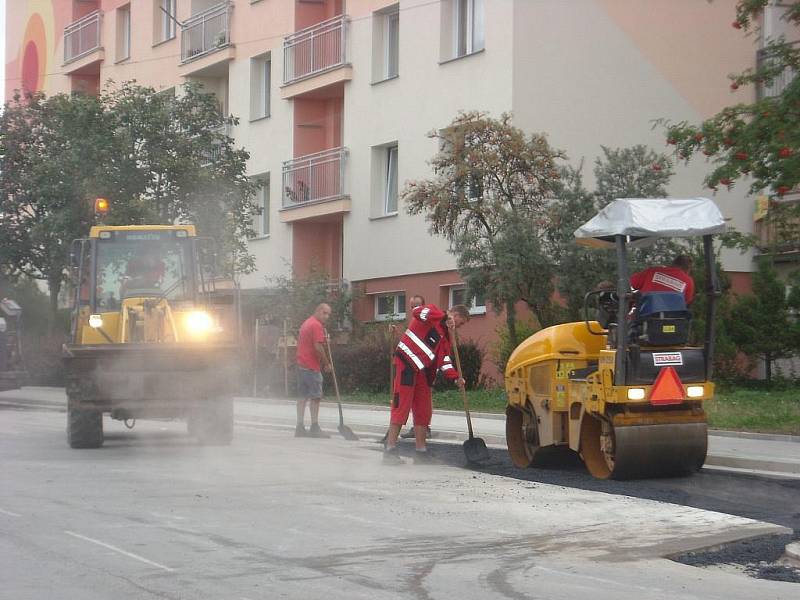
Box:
[660,1,799,197]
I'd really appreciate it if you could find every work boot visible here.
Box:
[294,424,307,437]
[413,449,435,465]
[308,423,331,438]
[401,426,432,439]
[383,446,404,465]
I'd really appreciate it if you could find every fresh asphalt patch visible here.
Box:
[391,439,800,584]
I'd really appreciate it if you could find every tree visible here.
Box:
[728,258,800,383]
[549,146,675,321]
[99,82,261,274]
[660,1,800,197]
[0,91,115,324]
[0,83,260,324]
[403,112,566,346]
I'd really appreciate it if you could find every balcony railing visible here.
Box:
[755,197,800,255]
[181,2,231,63]
[282,148,348,208]
[283,15,348,85]
[201,122,233,166]
[64,10,102,64]
[756,41,799,100]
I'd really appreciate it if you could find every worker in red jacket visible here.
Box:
[630,254,695,305]
[383,303,469,464]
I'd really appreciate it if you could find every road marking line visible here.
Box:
[64,531,175,572]
[0,508,22,517]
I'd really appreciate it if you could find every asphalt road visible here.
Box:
[1,406,798,600]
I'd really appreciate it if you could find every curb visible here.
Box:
[706,429,800,443]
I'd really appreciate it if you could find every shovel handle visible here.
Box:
[325,335,344,423]
[449,327,474,439]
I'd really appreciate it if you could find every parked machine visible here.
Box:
[0,297,26,392]
[63,224,241,448]
[504,198,725,479]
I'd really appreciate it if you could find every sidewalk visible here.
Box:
[3,386,800,479]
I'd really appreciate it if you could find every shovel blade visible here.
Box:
[339,424,360,441]
[463,437,490,464]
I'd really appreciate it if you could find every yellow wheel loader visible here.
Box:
[505,198,725,479]
[63,225,241,448]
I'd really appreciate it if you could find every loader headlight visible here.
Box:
[627,387,646,401]
[686,385,705,398]
[185,310,214,334]
[89,314,103,328]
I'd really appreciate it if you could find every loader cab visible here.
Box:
[69,225,234,345]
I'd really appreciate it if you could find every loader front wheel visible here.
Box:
[67,404,104,449]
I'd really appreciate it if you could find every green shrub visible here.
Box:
[328,326,484,394]
[330,332,393,394]
[21,333,67,386]
[433,338,484,391]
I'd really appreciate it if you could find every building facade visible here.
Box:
[5,0,793,379]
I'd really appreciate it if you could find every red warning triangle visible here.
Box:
[650,366,685,405]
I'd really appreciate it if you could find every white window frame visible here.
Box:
[384,144,399,215]
[117,4,131,62]
[453,0,484,58]
[449,285,486,315]
[250,54,271,120]
[384,8,400,79]
[159,0,177,43]
[374,292,406,321]
[258,176,270,237]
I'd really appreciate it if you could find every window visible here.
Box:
[250,54,272,120]
[385,9,400,78]
[117,4,131,61]
[449,0,484,59]
[371,142,399,217]
[155,0,177,43]
[372,5,399,82]
[375,292,406,321]
[385,145,398,214]
[255,176,270,237]
[449,286,486,315]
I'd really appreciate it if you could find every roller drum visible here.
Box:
[581,417,707,480]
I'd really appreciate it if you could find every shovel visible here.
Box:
[450,328,490,464]
[379,325,395,446]
[325,336,359,441]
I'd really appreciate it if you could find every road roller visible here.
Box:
[504,198,725,479]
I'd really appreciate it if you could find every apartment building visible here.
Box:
[5,0,792,377]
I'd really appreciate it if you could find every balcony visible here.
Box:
[280,147,350,222]
[181,3,232,65]
[282,15,352,99]
[63,10,103,70]
[754,196,800,260]
[200,122,233,167]
[756,41,798,100]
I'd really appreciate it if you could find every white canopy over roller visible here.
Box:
[574,198,726,248]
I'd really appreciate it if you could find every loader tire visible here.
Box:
[67,407,104,449]
[193,397,233,446]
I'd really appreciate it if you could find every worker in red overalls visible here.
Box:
[383,303,469,464]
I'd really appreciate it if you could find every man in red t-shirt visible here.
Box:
[295,303,332,438]
[630,255,695,306]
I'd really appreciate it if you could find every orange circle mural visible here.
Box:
[21,13,47,93]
